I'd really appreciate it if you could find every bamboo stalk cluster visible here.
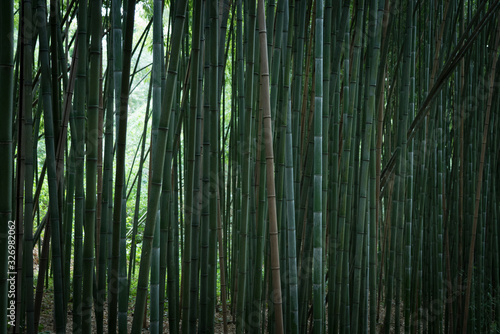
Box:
[1,0,499,333]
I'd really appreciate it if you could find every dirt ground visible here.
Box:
[37,291,235,333]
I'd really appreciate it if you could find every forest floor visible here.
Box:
[37,290,236,333]
[37,288,406,333]
[34,249,402,333]
[33,243,236,333]
[36,283,404,333]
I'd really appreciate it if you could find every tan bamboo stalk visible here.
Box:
[257,0,283,332]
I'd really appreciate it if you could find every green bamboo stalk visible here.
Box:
[155,1,170,330]
[81,0,102,331]
[265,0,275,65]
[158,7,171,326]
[281,3,297,332]
[433,20,446,334]
[334,3,351,330]
[215,13,229,291]
[0,0,14,331]
[63,144,75,326]
[109,0,137,331]
[35,0,66,329]
[185,2,203,331]
[168,152,181,332]
[20,0,35,330]
[131,0,188,330]
[369,101,377,334]
[162,19,181,332]
[395,2,412,331]
[312,0,324,333]
[96,31,114,333]
[200,3,214,330]
[236,0,256,331]
[321,0,331,265]
[383,2,412,331]
[492,136,500,333]
[108,0,122,329]
[404,11,416,332]
[49,0,61,150]
[148,5,162,330]
[231,0,243,318]
[200,55,211,333]
[375,5,393,292]
[15,18,27,333]
[298,143,313,333]
[462,21,499,333]
[63,79,79,327]
[150,209,160,334]
[328,5,350,332]
[55,0,68,91]
[72,1,87,331]
[269,0,284,131]
[149,11,160,322]
[206,1,220,331]
[248,52,260,330]
[159,94,175,332]
[53,37,78,327]
[291,0,307,207]
[201,3,213,333]
[352,0,382,331]
[33,217,50,332]
[285,90,299,334]
[411,6,429,331]
[327,69,340,334]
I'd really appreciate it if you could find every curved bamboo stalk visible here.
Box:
[462,18,500,333]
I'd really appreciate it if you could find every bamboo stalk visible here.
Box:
[257,0,284,332]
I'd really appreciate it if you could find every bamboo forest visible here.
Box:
[1,0,500,332]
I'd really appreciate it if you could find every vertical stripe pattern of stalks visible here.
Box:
[2,0,500,333]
